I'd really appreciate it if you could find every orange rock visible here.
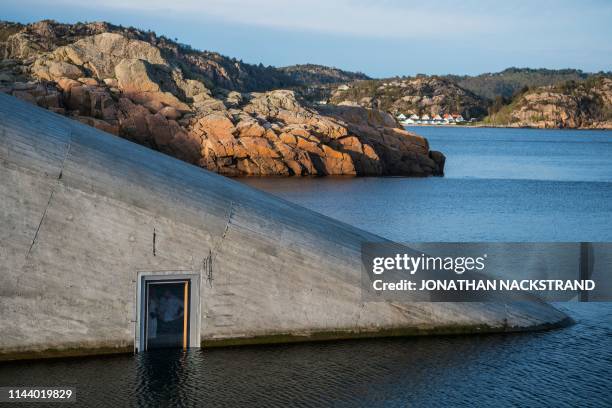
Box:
[296,137,324,156]
[198,113,235,137]
[338,136,363,153]
[75,116,120,135]
[145,113,173,146]
[236,120,266,138]
[273,141,297,159]
[321,144,344,160]
[5,44,445,177]
[237,158,288,176]
[322,151,356,175]
[279,133,297,145]
[239,137,280,158]
[78,77,99,86]
[284,160,304,176]
[56,78,81,92]
[363,144,379,160]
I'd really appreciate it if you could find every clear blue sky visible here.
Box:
[3,0,611,78]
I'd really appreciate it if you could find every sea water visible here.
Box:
[1,128,611,407]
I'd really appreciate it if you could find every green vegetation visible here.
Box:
[448,67,591,100]
[2,19,610,128]
[0,19,367,93]
[482,74,612,126]
[329,77,488,119]
[279,64,369,85]
[0,22,24,42]
[482,103,518,126]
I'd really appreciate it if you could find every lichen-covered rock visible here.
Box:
[51,32,167,79]
[32,59,83,81]
[114,58,189,112]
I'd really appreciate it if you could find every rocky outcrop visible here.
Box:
[450,68,590,100]
[0,20,292,91]
[484,77,612,129]
[329,76,488,120]
[191,90,444,176]
[0,21,445,176]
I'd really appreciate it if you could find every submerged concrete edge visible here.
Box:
[0,316,574,362]
[201,315,575,347]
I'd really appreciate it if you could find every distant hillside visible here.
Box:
[484,76,612,129]
[329,76,488,119]
[325,69,612,127]
[447,68,591,100]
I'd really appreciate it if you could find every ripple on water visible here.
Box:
[0,303,610,407]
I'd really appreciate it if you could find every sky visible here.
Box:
[2,0,611,78]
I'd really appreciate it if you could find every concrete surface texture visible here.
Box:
[0,93,569,361]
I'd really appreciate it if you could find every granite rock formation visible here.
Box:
[0,20,444,176]
[484,77,612,129]
[329,76,488,120]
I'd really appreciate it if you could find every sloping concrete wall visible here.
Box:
[0,94,569,360]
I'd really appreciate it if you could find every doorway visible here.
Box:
[136,273,200,352]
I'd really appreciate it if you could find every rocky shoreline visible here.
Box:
[482,78,612,129]
[468,123,612,130]
[0,20,445,177]
[327,74,612,130]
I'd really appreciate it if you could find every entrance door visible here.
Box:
[144,280,190,350]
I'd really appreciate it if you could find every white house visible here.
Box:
[397,113,407,121]
[432,114,443,121]
[410,114,420,120]
[421,114,431,121]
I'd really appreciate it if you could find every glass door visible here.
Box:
[144,280,190,350]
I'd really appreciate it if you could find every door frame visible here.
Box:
[135,272,201,352]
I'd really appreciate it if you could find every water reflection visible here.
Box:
[1,304,610,407]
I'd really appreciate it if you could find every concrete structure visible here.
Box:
[0,94,569,361]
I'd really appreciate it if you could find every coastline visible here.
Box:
[0,93,570,362]
[406,123,612,130]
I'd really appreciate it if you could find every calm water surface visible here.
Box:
[0,303,610,407]
[1,128,611,407]
[242,127,612,242]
